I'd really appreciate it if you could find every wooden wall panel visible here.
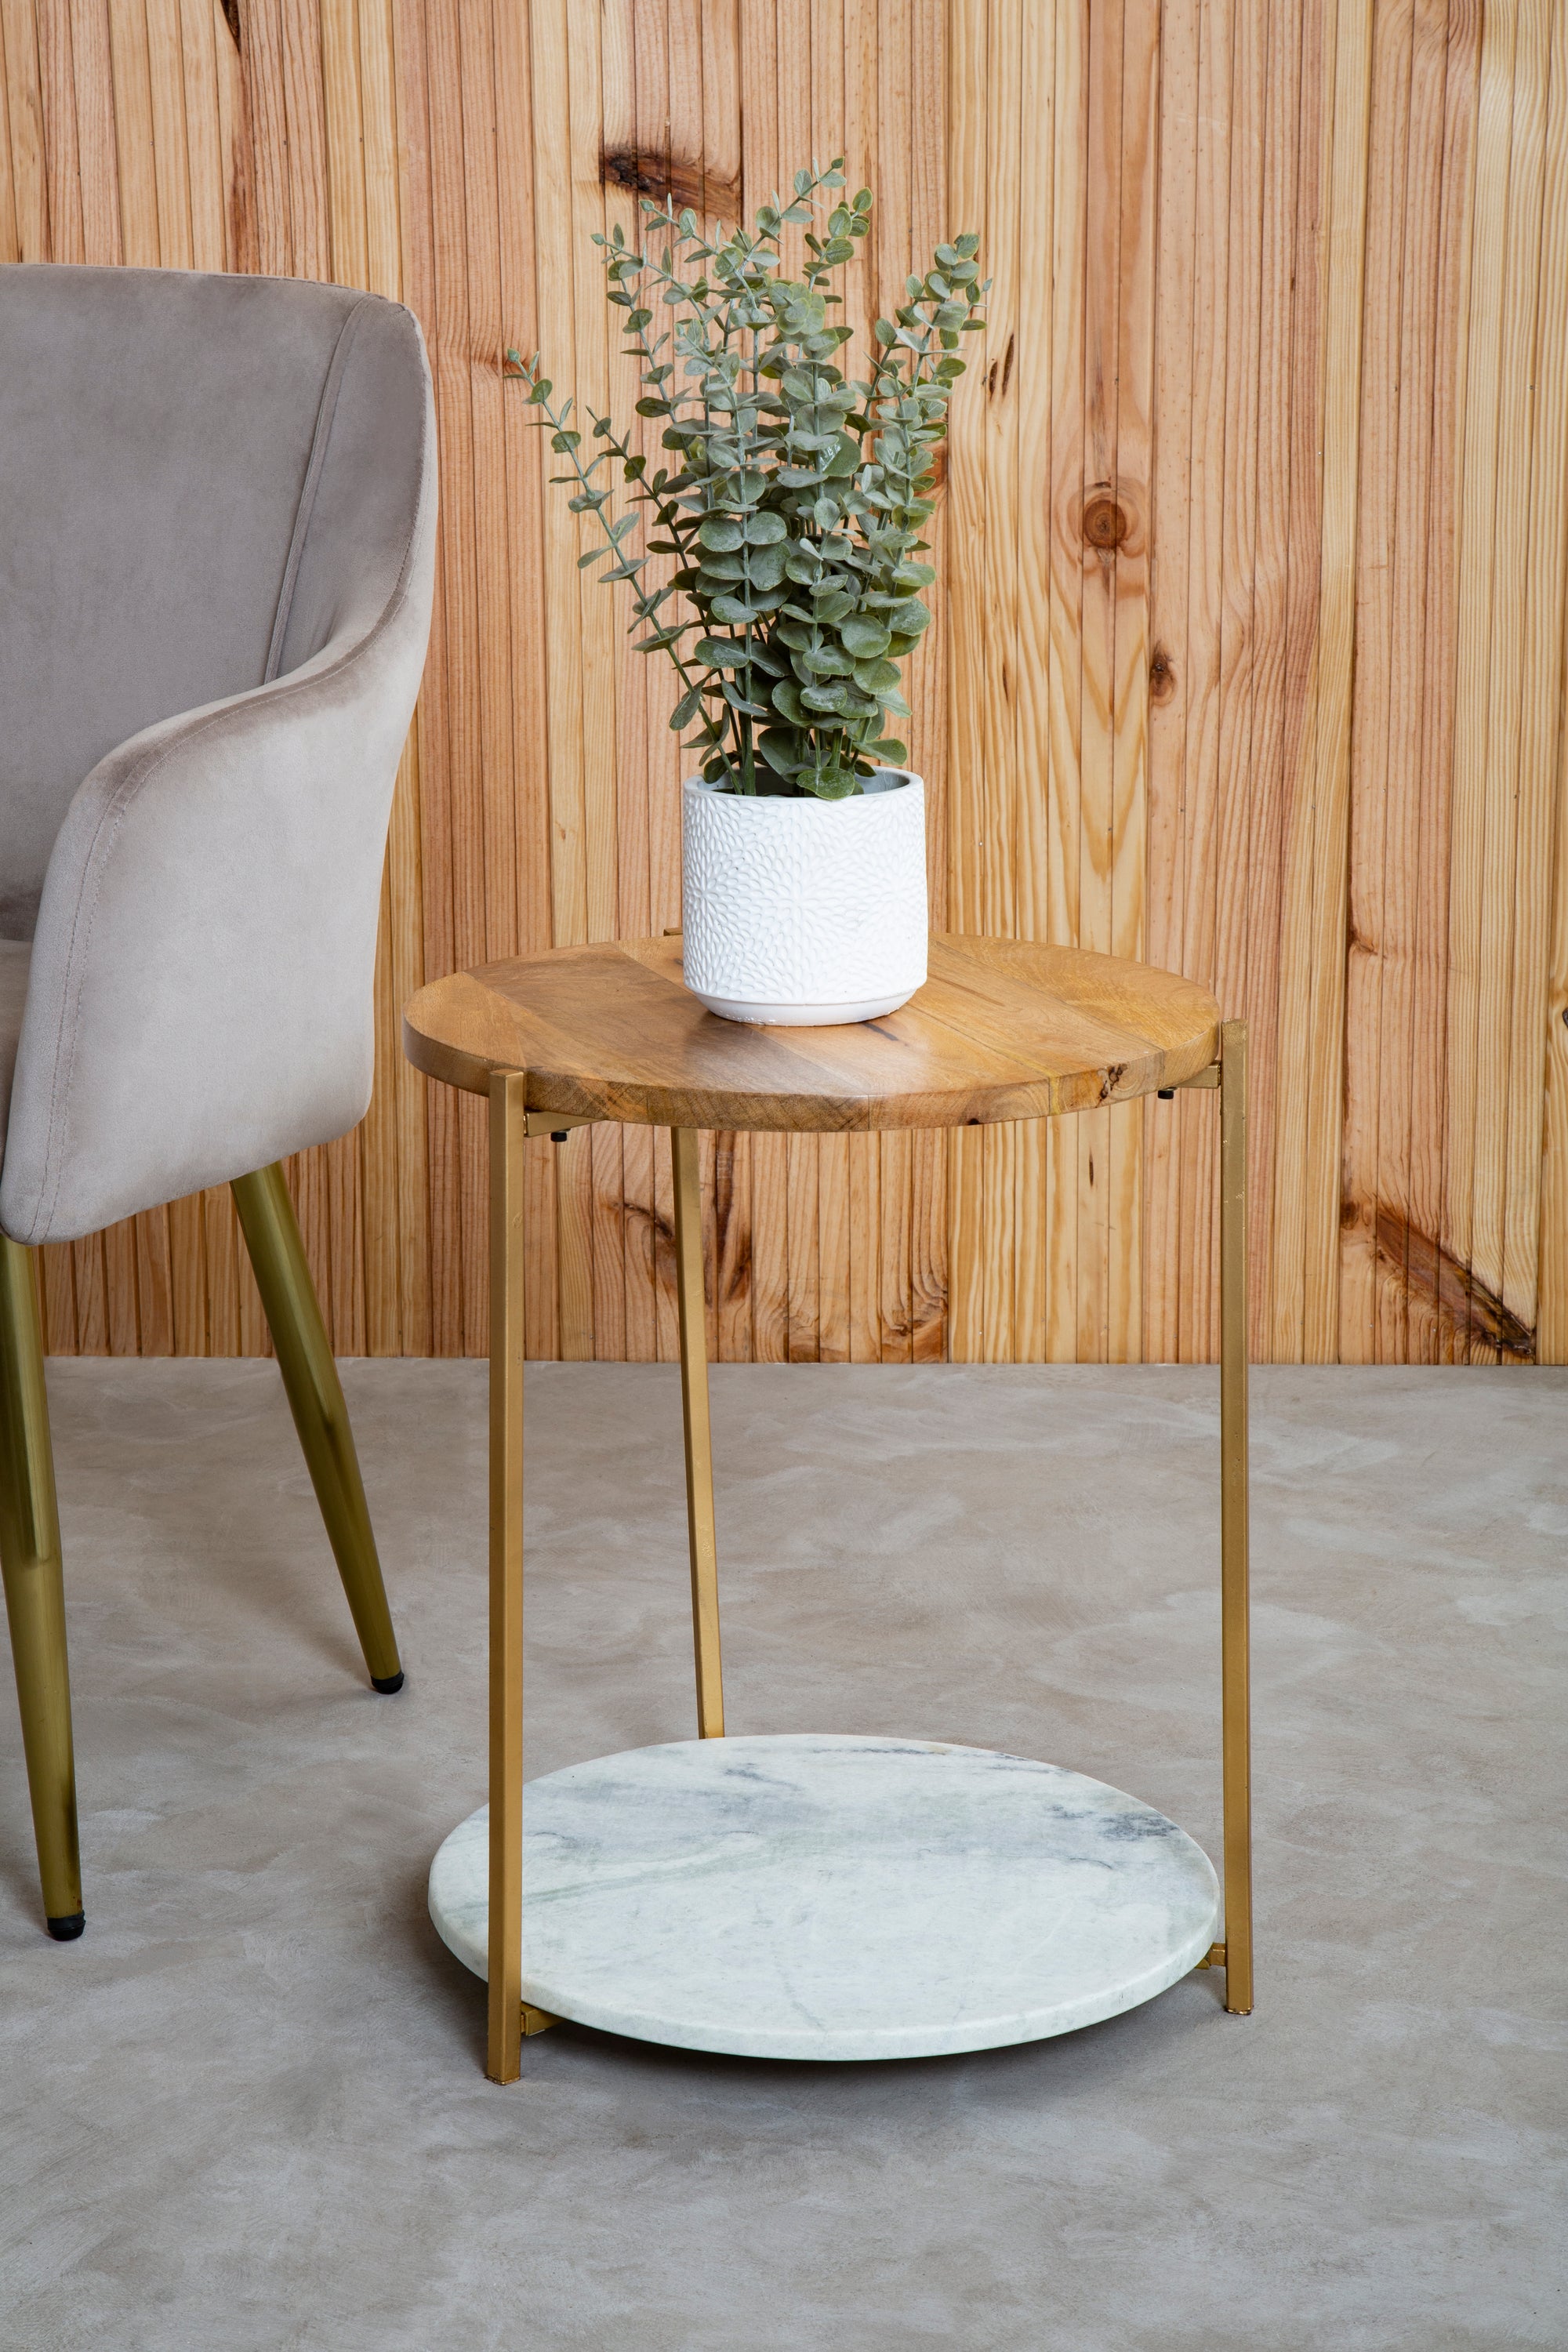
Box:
[2,0,1568,1365]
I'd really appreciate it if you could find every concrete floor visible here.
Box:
[0,1359,1563,2350]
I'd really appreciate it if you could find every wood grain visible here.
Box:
[404,935,1223,1128]
[5,0,1568,1365]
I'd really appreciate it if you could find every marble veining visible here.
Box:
[427,1733,1220,2060]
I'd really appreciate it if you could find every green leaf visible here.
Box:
[550,430,581,451]
[851,657,900,694]
[867,737,908,766]
[802,764,858,800]
[710,593,760,626]
[801,681,848,715]
[840,617,891,659]
[953,233,981,257]
[771,679,810,726]
[578,548,610,568]
[757,728,805,777]
[741,510,787,545]
[693,636,752,668]
[670,684,705,730]
[743,543,788,590]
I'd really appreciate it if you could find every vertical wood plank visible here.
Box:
[1512,0,1568,1355]
[1341,0,1417,1365]
[1477,0,1556,1353]
[1142,0,1196,1363]
[1240,0,1309,1364]
[1,0,53,262]
[1270,0,1375,1363]
[944,0,990,1363]
[1044,0,1086,1363]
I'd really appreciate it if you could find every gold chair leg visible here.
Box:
[0,1237,82,1937]
[670,1128,724,1739]
[488,1073,528,2083]
[1218,1021,1254,2014]
[232,1164,402,1692]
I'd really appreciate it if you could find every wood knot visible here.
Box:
[601,149,741,220]
[1149,644,1176,702]
[1082,493,1128,550]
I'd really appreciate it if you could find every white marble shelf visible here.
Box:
[427,1734,1219,2062]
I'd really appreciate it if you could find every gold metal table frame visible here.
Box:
[404,935,1252,2083]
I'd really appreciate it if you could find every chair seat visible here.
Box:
[0,940,29,1162]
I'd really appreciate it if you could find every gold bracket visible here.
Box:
[1158,1064,1221,1098]
[1195,1941,1227,1970]
[522,1110,598,1141]
[521,2002,559,2036]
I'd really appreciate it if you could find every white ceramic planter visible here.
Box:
[681,769,928,1025]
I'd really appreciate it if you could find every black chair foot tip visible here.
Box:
[46,1911,85,1941]
[371,1671,405,1695]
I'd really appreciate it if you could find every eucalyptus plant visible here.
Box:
[505,158,985,798]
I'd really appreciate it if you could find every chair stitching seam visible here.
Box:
[263,296,373,687]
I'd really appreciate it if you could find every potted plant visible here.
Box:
[506,159,985,1025]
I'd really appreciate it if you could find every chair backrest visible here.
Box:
[0,264,429,937]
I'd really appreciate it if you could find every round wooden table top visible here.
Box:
[402,934,1221,1133]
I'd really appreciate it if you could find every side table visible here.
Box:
[404,933,1251,2082]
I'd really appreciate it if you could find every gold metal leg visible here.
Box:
[233,1164,402,1691]
[1218,1021,1254,2013]
[0,1238,82,1937]
[488,1073,528,2083]
[670,1128,724,1738]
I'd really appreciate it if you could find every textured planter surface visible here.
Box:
[681,770,927,1025]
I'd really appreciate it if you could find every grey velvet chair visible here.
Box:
[0,263,437,1940]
